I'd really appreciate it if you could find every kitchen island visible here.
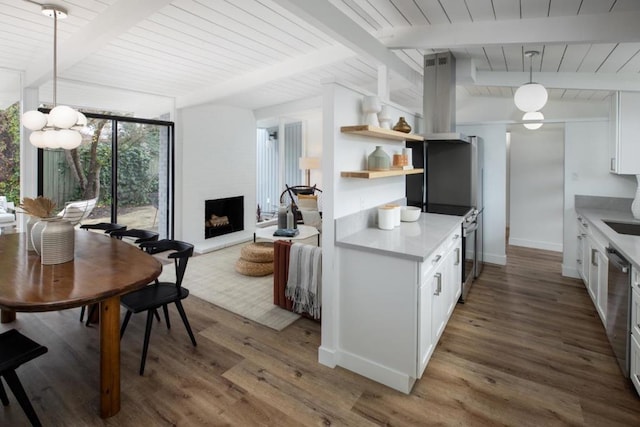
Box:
[335,212,463,393]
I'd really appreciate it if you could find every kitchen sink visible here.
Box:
[603,220,640,236]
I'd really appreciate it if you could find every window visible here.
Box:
[256,122,302,220]
[39,112,175,238]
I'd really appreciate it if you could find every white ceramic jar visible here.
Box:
[377,206,395,230]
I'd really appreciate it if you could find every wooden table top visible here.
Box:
[0,231,162,312]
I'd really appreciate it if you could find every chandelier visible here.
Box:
[22,5,86,150]
[522,111,544,130]
[513,50,548,113]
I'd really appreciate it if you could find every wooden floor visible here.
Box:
[1,246,639,426]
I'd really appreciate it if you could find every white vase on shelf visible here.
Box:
[362,96,381,127]
[632,175,640,220]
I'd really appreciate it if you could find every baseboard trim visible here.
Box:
[562,265,580,279]
[508,238,562,252]
[484,253,507,266]
[318,346,336,368]
[337,350,415,394]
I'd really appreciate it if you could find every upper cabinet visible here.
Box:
[609,92,640,175]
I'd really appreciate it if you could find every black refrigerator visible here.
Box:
[406,136,482,215]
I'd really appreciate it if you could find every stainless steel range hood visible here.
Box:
[423,52,470,143]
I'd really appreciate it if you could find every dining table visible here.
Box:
[0,231,162,418]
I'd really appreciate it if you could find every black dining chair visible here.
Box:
[0,329,48,427]
[83,229,160,327]
[119,239,196,375]
[79,222,127,234]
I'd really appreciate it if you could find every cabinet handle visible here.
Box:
[611,157,615,171]
[433,254,442,263]
[453,234,460,240]
[577,259,582,265]
[591,249,598,266]
[455,248,460,266]
[434,273,442,296]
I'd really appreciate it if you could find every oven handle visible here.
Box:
[463,222,478,236]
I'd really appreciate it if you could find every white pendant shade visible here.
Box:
[514,83,548,113]
[20,5,86,150]
[523,111,544,130]
[50,105,79,128]
[22,110,48,131]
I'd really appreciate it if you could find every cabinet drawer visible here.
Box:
[421,228,460,282]
[631,334,640,395]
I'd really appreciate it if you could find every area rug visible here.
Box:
[157,243,300,331]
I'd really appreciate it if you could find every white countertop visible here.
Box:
[335,212,463,262]
[576,207,640,269]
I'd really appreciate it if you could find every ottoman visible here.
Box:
[235,242,274,276]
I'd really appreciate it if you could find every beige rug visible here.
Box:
[158,242,300,331]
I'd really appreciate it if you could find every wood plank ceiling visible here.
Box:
[0,0,639,114]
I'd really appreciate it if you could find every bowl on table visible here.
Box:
[401,206,421,222]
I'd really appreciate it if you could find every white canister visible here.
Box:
[385,204,401,227]
[402,147,413,168]
[377,206,395,230]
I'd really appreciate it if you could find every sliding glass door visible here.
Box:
[40,113,174,238]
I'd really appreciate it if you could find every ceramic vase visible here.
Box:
[378,105,392,129]
[26,215,39,251]
[31,217,75,265]
[367,146,391,171]
[393,117,412,133]
[632,175,640,220]
[362,96,381,127]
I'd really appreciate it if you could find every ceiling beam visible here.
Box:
[24,0,174,88]
[474,71,640,92]
[380,11,640,49]
[177,44,355,109]
[271,0,422,87]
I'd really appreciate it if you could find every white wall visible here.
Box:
[509,126,564,252]
[319,80,419,367]
[457,124,508,266]
[178,104,257,253]
[562,120,636,277]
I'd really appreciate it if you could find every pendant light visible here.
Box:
[514,50,548,113]
[522,111,544,130]
[22,5,86,150]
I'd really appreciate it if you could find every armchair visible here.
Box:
[0,197,16,234]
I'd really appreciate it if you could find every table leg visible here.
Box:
[99,296,120,418]
[0,309,16,323]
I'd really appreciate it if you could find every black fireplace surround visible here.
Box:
[204,196,244,239]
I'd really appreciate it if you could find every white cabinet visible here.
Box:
[609,91,640,175]
[589,241,608,323]
[419,230,461,377]
[576,214,609,325]
[631,281,640,395]
[576,216,590,285]
[338,224,462,393]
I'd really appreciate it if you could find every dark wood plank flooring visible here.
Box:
[1,246,639,426]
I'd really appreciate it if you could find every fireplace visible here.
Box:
[204,196,244,239]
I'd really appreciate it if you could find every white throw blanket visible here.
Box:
[285,243,322,319]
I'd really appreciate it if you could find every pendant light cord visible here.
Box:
[52,10,57,107]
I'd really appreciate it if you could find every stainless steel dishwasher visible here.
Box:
[606,246,632,377]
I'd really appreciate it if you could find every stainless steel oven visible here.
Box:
[461,209,480,303]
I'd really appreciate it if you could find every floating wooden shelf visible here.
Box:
[340,125,424,142]
[341,168,424,179]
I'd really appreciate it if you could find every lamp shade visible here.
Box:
[514,83,548,112]
[299,157,321,170]
[522,111,544,130]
